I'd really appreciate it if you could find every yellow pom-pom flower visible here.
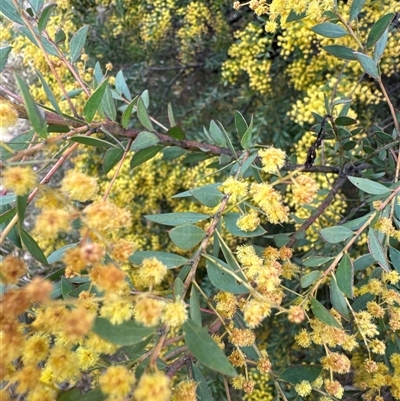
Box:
[2,166,37,196]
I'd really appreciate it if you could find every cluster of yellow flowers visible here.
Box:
[221,22,272,94]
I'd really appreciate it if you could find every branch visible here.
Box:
[286,174,348,248]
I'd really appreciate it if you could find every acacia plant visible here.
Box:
[1,1,400,401]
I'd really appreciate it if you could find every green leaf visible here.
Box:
[301,271,322,288]
[92,317,156,345]
[130,131,159,151]
[349,0,366,22]
[311,22,348,38]
[145,212,209,226]
[61,276,74,299]
[0,0,24,24]
[47,244,77,264]
[0,46,12,71]
[58,388,106,401]
[130,145,162,169]
[29,0,44,13]
[190,286,202,326]
[16,194,28,227]
[183,319,237,377]
[368,228,390,272]
[169,224,205,250]
[167,102,176,127]
[235,110,248,138]
[173,277,184,298]
[279,365,322,385]
[121,96,138,128]
[206,256,249,294]
[335,116,357,126]
[209,120,227,147]
[115,70,131,100]
[223,213,266,238]
[191,364,214,401]
[303,256,334,267]
[83,80,108,123]
[374,27,388,62]
[190,184,224,208]
[167,125,185,140]
[129,251,188,269]
[103,148,124,174]
[240,115,253,149]
[36,69,63,116]
[353,52,380,80]
[330,276,350,320]
[162,147,186,161]
[20,26,59,56]
[0,194,16,206]
[137,97,154,131]
[102,83,117,121]
[323,45,357,60]
[389,246,400,273]
[69,25,88,62]
[366,13,394,49]
[61,88,84,101]
[310,297,341,328]
[20,228,48,265]
[15,74,48,138]
[336,253,354,298]
[38,3,57,31]
[354,253,375,271]
[320,226,354,243]
[0,207,16,225]
[348,176,390,195]
[69,135,118,148]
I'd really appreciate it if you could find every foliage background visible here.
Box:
[1,0,400,401]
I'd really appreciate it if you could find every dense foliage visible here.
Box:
[1,1,400,401]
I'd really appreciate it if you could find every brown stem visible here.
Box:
[287,174,348,248]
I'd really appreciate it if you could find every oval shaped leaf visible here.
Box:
[310,297,341,328]
[280,365,322,384]
[92,317,155,345]
[349,0,366,22]
[190,184,224,208]
[353,52,380,80]
[348,176,390,195]
[330,276,350,320]
[137,97,154,131]
[320,226,353,243]
[368,228,390,272]
[129,251,188,269]
[169,224,205,250]
[145,212,209,226]
[183,318,237,377]
[121,96,138,128]
[336,253,354,298]
[323,45,356,60]
[301,271,322,288]
[0,46,12,71]
[20,228,48,265]
[311,22,348,38]
[69,135,118,148]
[69,25,89,63]
[366,13,394,49]
[206,256,249,294]
[240,115,253,149]
[83,80,108,123]
[130,131,159,151]
[130,146,163,169]
[15,74,48,138]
